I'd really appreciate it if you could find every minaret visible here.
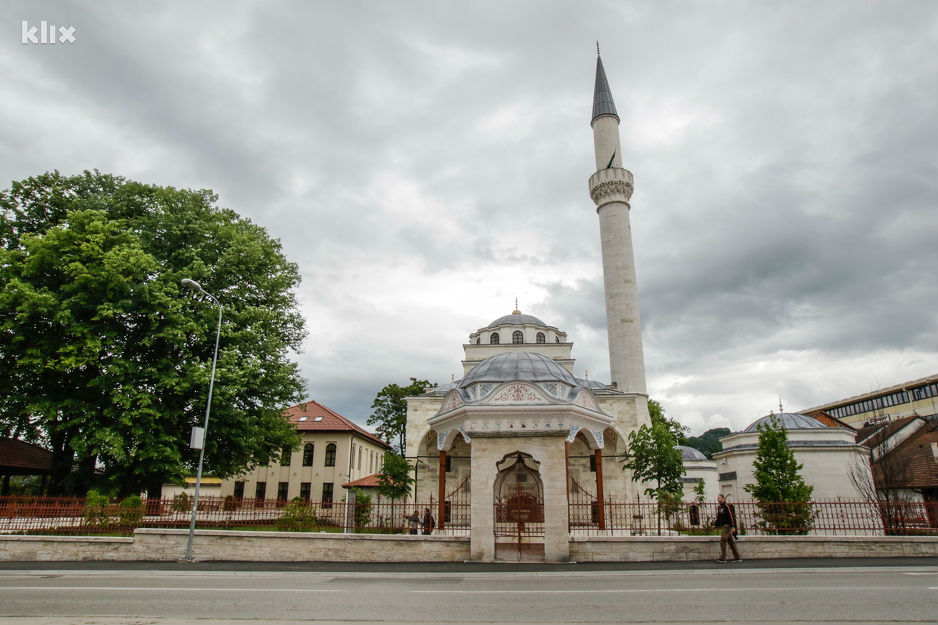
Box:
[588,52,647,395]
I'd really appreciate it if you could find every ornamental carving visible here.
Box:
[541,382,560,398]
[591,429,605,450]
[566,425,581,443]
[458,427,471,444]
[574,390,598,411]
[589,179,633,204]
[477,383,496,399]
[441,392,464,413]
[437,431,449,450]
[491,384,543,403]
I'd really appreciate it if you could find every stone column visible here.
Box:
[594,449,605,530]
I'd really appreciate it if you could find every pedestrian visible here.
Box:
[421,507,435,535]
[714,494,741,563]
[407,509,420,535]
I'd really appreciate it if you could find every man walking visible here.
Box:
[715,494,741,563]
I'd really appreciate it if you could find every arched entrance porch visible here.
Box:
[493,452,544,560]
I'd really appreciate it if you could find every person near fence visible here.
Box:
[715,494,741,563]
[421,507,435,535]
[407,510,420,535]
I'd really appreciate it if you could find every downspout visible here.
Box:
[344,433,357,534]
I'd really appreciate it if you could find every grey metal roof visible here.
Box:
[484,313,548,329]
[458,352,579,388]
[743,412,829,433]
[591,55,619,123]
[678,445,708,461]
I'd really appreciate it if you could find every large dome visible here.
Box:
[458,352,578,388]
[484,312,547,328]
[678,445,708,461]
[743,412,828,433]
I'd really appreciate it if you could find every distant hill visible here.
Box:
[685,427,731,459]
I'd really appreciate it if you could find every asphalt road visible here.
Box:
[0,558,934,624]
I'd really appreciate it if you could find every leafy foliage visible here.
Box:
[648,399,688,445]
[744,414,815,534]
[367,378,435,454]
[0,171,306,496]
[376,450,415,500]
[277,498,317,532]
[350,488,373,530]
[623,421,686,501]
[117,494,144,526]
[82,489,111,527]
[685,427,731,458]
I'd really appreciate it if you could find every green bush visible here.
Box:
[117,495,144,527]
[170,492,192,513]
[82,490,111,527]
[278,500,316,532]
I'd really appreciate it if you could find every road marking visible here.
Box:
[411,585,935,594]
[0,586,341,592]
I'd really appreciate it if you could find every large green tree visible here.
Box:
[367,378,435,455]
[685,427,730,458]
[0,171,305,496]
[648,399,688,445]
[744,414,815,534]
[623,420,686,534]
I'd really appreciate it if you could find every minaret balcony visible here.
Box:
[589,167,633,206]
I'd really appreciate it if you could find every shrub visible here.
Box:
[117,495,144,527]
[170,492,192,514]
[82,490,111,527]
[278,500,316,532]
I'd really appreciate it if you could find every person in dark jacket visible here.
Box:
[715,494,741,562]
[421,507,435,535]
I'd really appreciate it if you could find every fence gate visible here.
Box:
[493,452,545,560]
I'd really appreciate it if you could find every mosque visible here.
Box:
[404,54,651,561]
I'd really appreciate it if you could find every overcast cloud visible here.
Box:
[2,1,936,435]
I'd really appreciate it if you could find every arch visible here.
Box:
[302,443,314,466]
[437,427,471,452]
[490,332,500,345]
[536,332,546,344]
[494,451,545,560]
[512,330,524,344]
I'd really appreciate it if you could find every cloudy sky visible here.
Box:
[3,1,936,435]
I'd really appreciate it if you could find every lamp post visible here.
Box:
[180,278,222,563]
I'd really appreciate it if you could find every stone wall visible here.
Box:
[1,530,934,562]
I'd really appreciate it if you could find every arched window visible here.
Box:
[325,443,337,467]
[490,333,500,345]
[512,331,523,344]
[555,337,560,343]
[302,443,314,466]
[475,337,481,344]
[536,332,546,344]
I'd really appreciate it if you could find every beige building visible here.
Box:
[403,54,652,562]
[713,412,873,502]
[801,374,938,429]
[679,445,719,502]
[163,401,390,505]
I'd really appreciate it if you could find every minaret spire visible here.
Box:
[587,53,647,395]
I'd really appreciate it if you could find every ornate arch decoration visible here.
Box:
[439,390,466,414]
[437,427,471,451]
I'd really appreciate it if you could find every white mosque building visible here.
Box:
[404,54,652,562]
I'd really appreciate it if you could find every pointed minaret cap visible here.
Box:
[591,53,619,124]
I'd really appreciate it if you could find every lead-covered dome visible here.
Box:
[743,412,827,433]
[678,445,708,461]
[458,352,579,388]
[484,312,547,329]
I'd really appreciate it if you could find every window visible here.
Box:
[281,446,291,466]
[299,482,311,502]
[476,337,481,344]
[589,455,596,472]
[321,482,334,508]
[303,443,314,466]
[555,337,560,343]
[277,482,289,501]
[446,455,452,473]
[298,416,308,422]
[358,447,362,470]
[536,332,545,344]
[512,330,523,344]
[233,481,245,500]
[490,333,499,345]
[325,443,336,467]
[255,482,266,507]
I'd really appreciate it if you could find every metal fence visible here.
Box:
[0,496,469,537]
[2,496,934,537]
[569,499,938,536]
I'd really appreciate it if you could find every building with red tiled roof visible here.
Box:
[0,439,53,495]
[163,401,391,505]
[856,415,938,524]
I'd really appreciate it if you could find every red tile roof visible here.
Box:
[804,409,855,430]
[859,417,938,490]
[343,474,382,488]
[283,401,390,449]
[0,439,53,473]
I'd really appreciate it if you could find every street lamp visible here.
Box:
[180,278,222,563]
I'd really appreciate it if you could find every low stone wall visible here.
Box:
[0,530,934,562]
[570,535,938,562]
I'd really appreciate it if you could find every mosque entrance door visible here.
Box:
[493,452,545,560]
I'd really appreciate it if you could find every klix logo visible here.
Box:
[21,20,77,45]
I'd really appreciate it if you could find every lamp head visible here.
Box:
[180,278,203,292]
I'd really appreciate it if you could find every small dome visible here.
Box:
[459,352,578,388]
[678,445,708,461]
[484,312,547,328]
[743,412,828,433]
